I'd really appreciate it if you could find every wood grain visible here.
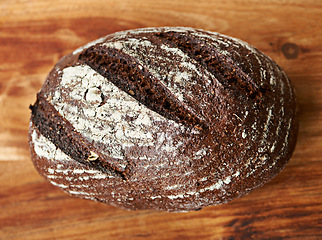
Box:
[1,0,322,239]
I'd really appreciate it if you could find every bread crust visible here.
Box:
[29,27,298,212]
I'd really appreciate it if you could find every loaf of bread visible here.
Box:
[29,27,298,212]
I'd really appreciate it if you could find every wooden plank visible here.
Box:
[1,0,321,239]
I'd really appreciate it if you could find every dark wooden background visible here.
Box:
[1,0,321,239]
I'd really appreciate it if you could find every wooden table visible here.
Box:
[1,0,321,239]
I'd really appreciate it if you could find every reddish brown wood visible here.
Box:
[1,0,321,239]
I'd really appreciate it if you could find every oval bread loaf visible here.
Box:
[29,27,298,212]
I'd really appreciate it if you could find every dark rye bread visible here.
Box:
[28,27,298,212]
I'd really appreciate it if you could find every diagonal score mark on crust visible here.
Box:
[29,93,128,179]
[154,31,262,101]
[78,46,209,130]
